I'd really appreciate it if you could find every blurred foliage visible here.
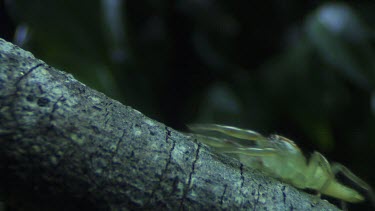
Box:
[2,0,375,209]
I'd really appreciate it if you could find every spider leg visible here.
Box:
[331,163,372,192]
[299,151,333,190]
[307,152,365,203]
[331,162,375,207]
[193,134,243,148]
[188,124,268,143]
[309,151,333,176]
[216,147,276,156]
[193,134,276,156]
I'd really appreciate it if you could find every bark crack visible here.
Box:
[253,184,263,211]
[179,142,201,209]
[240,163,245,189]
[15,63,44,87]
[7,63,45,130]
[282,185,287,204]
[220,184,228,206]
[104,102,113,127]
[109,129,126,171]
[148,127,176,204]
[163,127,175,175]
[50,95,66,116]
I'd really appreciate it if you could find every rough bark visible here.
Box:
[0,38,339,210]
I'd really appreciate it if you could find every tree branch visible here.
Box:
[0,38,339,210]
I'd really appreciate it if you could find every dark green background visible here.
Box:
[1,0,375,210]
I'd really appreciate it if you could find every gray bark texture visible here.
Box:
[0,38,339,210]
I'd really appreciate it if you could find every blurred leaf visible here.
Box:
[306,3,375,90]
[195,83,243,125]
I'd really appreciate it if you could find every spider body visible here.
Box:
[189,124,373,204]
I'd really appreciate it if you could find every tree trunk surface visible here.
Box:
[0,38,339,210]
